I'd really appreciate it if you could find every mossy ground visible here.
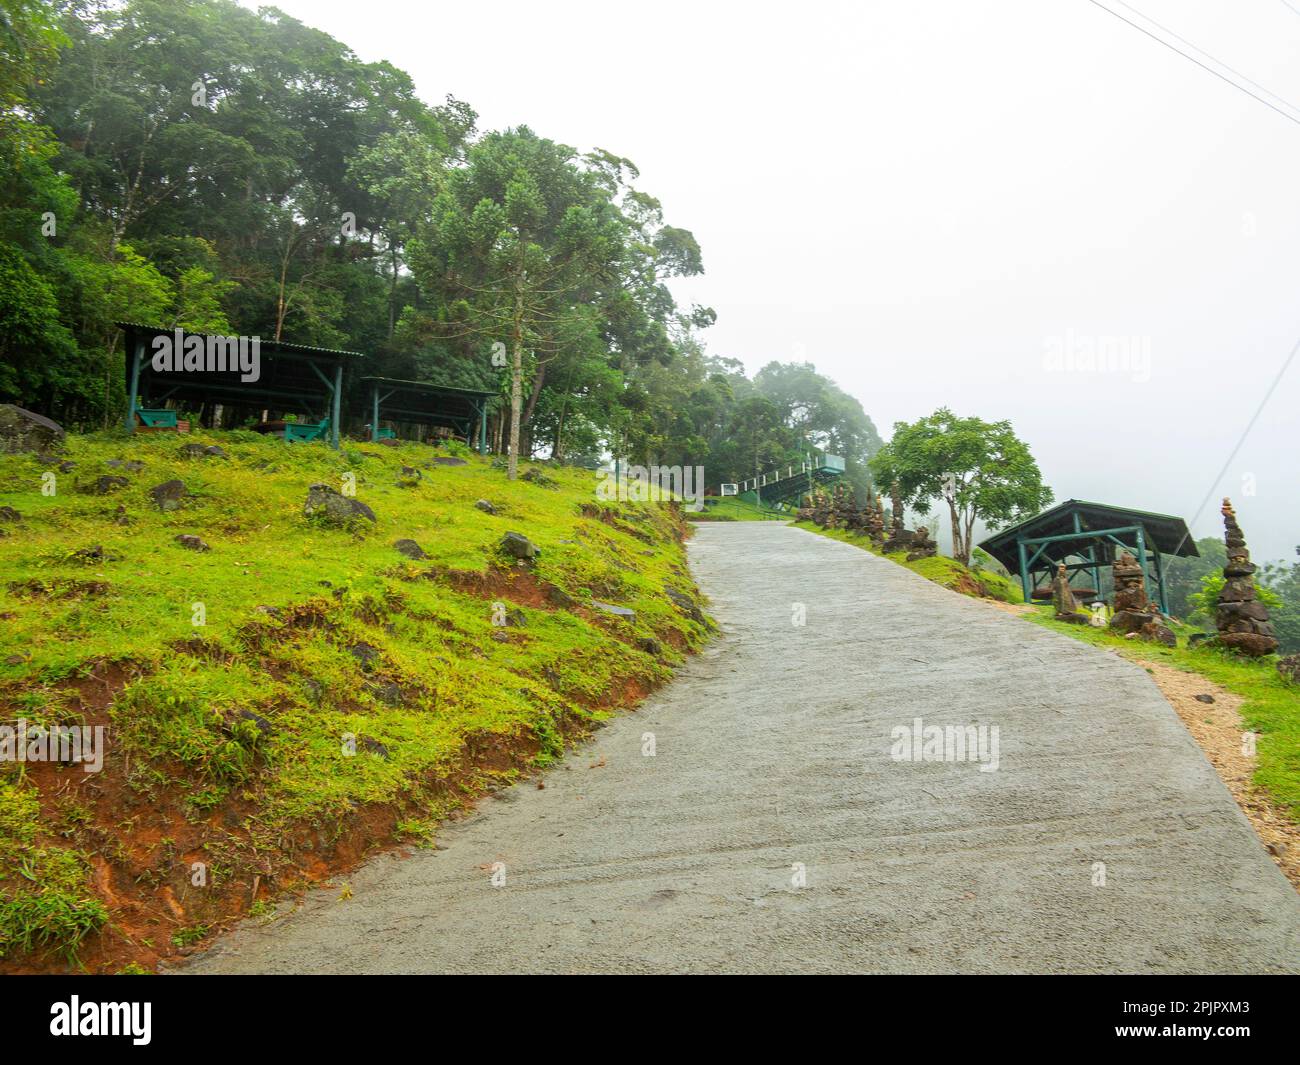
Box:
[0,429,711,971]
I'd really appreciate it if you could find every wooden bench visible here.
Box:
[283,418,330,443]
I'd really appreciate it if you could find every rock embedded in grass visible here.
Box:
[175,534,210,552]
[150,479,188,511]
[394,538,427,560]
[179,443,227,459]
[520,467,557,488]
[303,483,377,525]
[430,456,467,467]
[106,459,145,473]
[474,499,497,515]
[357,735,390,759]
[0,505,20,522]
[544,584,575,608]
[396,466,422,488]
[77,475,130,496]
[665,588,706,624]
[501,531,539,560]
[592,600,635,622]
[0,404,65,454]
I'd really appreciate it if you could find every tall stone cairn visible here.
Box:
[1213,498,1278,657]
[1052,562,1086,624]
[882,479,914,554]
[1108,551,1151,633]
[865,494,886,546]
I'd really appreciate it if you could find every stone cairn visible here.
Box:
[1051,562,1087,624]
[905,525,937,562]
[866,494,886,547]
[829,484,856,530]
[797,477,936,560]
[1212,498,1278,657]
[881,480,914,554]
[1108,550,1175,646]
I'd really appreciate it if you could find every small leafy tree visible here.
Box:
[870,408,1052,566]
[1189,573,1282,625]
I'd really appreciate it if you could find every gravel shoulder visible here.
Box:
[184,522,1300,974]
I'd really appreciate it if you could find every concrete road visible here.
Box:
[185,522,1300,974]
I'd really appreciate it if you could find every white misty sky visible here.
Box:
[250,0,1300,561]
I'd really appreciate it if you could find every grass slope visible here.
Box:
[0,430,712,971]
[793,521,1024,603]
[690,497,787,522]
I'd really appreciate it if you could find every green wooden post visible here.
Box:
[124,338,145,431]
[331,363,342,449]
[1153,545,1169,615]
[1017,539,1032,603]
[1134,525,1149,600]
[371,382,380,442]
[478,401,487,454]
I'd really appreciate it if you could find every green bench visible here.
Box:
[136,408,178,429]
[283,418,330,443]
[376,427,396,440]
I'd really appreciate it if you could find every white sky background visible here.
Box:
[251,0,1300,561]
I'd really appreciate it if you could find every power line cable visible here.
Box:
[1084,0,1300,127]
[1107,0,1300,115]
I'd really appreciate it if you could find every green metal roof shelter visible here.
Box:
[358,376,494,453]
[120,323,360,449]
[978,499,1198,615]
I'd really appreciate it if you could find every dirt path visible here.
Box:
[184,523,1300,974]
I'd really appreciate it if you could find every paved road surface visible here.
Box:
[186,523,1300,974]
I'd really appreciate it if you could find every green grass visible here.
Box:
[794,522,1024,603]
[0,429,712,967]
[0,782,108,964]
[690,497,788,522]
[1026,605,1300,821]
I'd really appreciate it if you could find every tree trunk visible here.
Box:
[507,279,524,480]
[948,500,967,566]
[389,243,398,338]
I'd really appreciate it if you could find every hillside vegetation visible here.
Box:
[0,431,711,972]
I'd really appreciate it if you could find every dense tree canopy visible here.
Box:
[0,0,880,491]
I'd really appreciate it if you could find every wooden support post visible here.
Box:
[1134,525,1149,601]
[371,383,380,442]
[124,339,145,431]
[1152,544,1169,615]
[1017,539,1032,603]
[331,363,342,449]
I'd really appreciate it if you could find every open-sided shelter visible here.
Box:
[978,499,1198,614]
[358,376,494,453]
[120,323,361,449]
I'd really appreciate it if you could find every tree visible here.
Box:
[752,361,883,497]
[870,408,1052,566]
[413,128,631,478]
